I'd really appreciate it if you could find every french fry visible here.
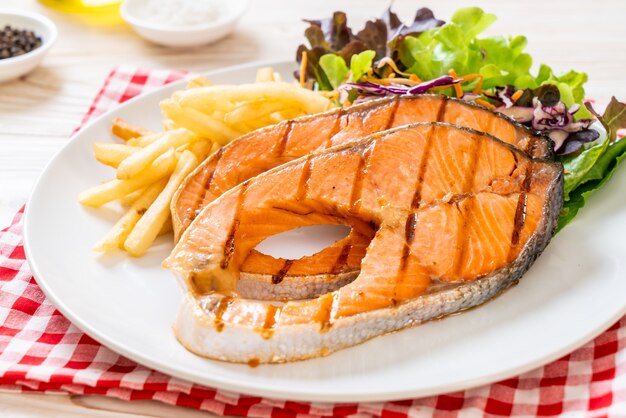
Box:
[272,72,282,82]
[127,132,163,147]
[170,90,236,113]
[160,100,241,144]
[124,150,199,256]
[186,76,213,89]
[119,187,146,207]
[92,143,140,168]
[187,140,213,161]
[224,100,289,126]
[116,129,198,180]
[111,118,153,141]
[92,179,167,252]
[255,67,276,82]
[163,119,178,131]
[79,149,176,207]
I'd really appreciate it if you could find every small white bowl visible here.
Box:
[120,0,248,48]
[0,10,57,83]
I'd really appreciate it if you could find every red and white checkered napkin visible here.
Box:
[1,66,625,418]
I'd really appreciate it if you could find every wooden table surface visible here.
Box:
[0,0,625,415]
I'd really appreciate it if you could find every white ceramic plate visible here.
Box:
[24,61,626,403]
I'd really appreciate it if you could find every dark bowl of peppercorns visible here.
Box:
[0,10,57,83]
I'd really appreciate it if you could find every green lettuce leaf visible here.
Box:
[319,54,349,89]
[562,138,610,200]
[558,137,626,231]
[350,50,376,82]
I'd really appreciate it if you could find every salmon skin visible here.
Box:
[172,95,553,300]
[165,122,564,364]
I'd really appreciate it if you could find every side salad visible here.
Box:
[295,6,626,231]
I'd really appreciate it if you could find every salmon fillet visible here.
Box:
[165,122,563,364]
[172,95,553,300]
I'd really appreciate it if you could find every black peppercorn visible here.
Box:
[0,25,42,60]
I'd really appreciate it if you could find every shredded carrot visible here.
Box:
[511,89,524,103]
[409,73,421,82]
[481,89,496,97]
[299,51,308,87]
[448,69,463,98]
[460,74,481,81]
[472,77,484,95]
[388,73,396,79]
[457,74,484,94]
[476,98,496,109]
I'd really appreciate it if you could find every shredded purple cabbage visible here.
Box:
[341,75,461,97]
[496,90,598,154]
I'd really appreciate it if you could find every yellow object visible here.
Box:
[39,0,122,25]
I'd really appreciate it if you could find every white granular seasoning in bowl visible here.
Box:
[136,0,220,27]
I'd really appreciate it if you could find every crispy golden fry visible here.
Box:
[92,143,140,168]
[119,187,145,207]
[186,76,213,89]
[92,180,167,252]
[170,90,236,113]
[116,129,197,180]
[111,118,153,141]
[79,149,176,207]
[224,100,289,126]
[127,132,163,147]
[160,100,241,144]
[163,119,178,131]
[124,151,198,256]
[255,67,276,82]
[187,140,213,161]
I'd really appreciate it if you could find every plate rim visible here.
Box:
[22,60,626,403]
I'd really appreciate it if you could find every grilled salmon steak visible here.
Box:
[172,95,552,300]
[165,122,563,364]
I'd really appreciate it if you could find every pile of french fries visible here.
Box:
[78,68,332,257]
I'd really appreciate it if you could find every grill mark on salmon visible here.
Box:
[167,122,563,363]
[190,147,224,220]
[271,260,294,285]
[326,109,344,148]
[349,146,373,215]
[398,212,419,282]
[385,100,400,129]
[221,183,248,270]
[273,120,294,157]
[409,100,446,210]
[296,157,312,201]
